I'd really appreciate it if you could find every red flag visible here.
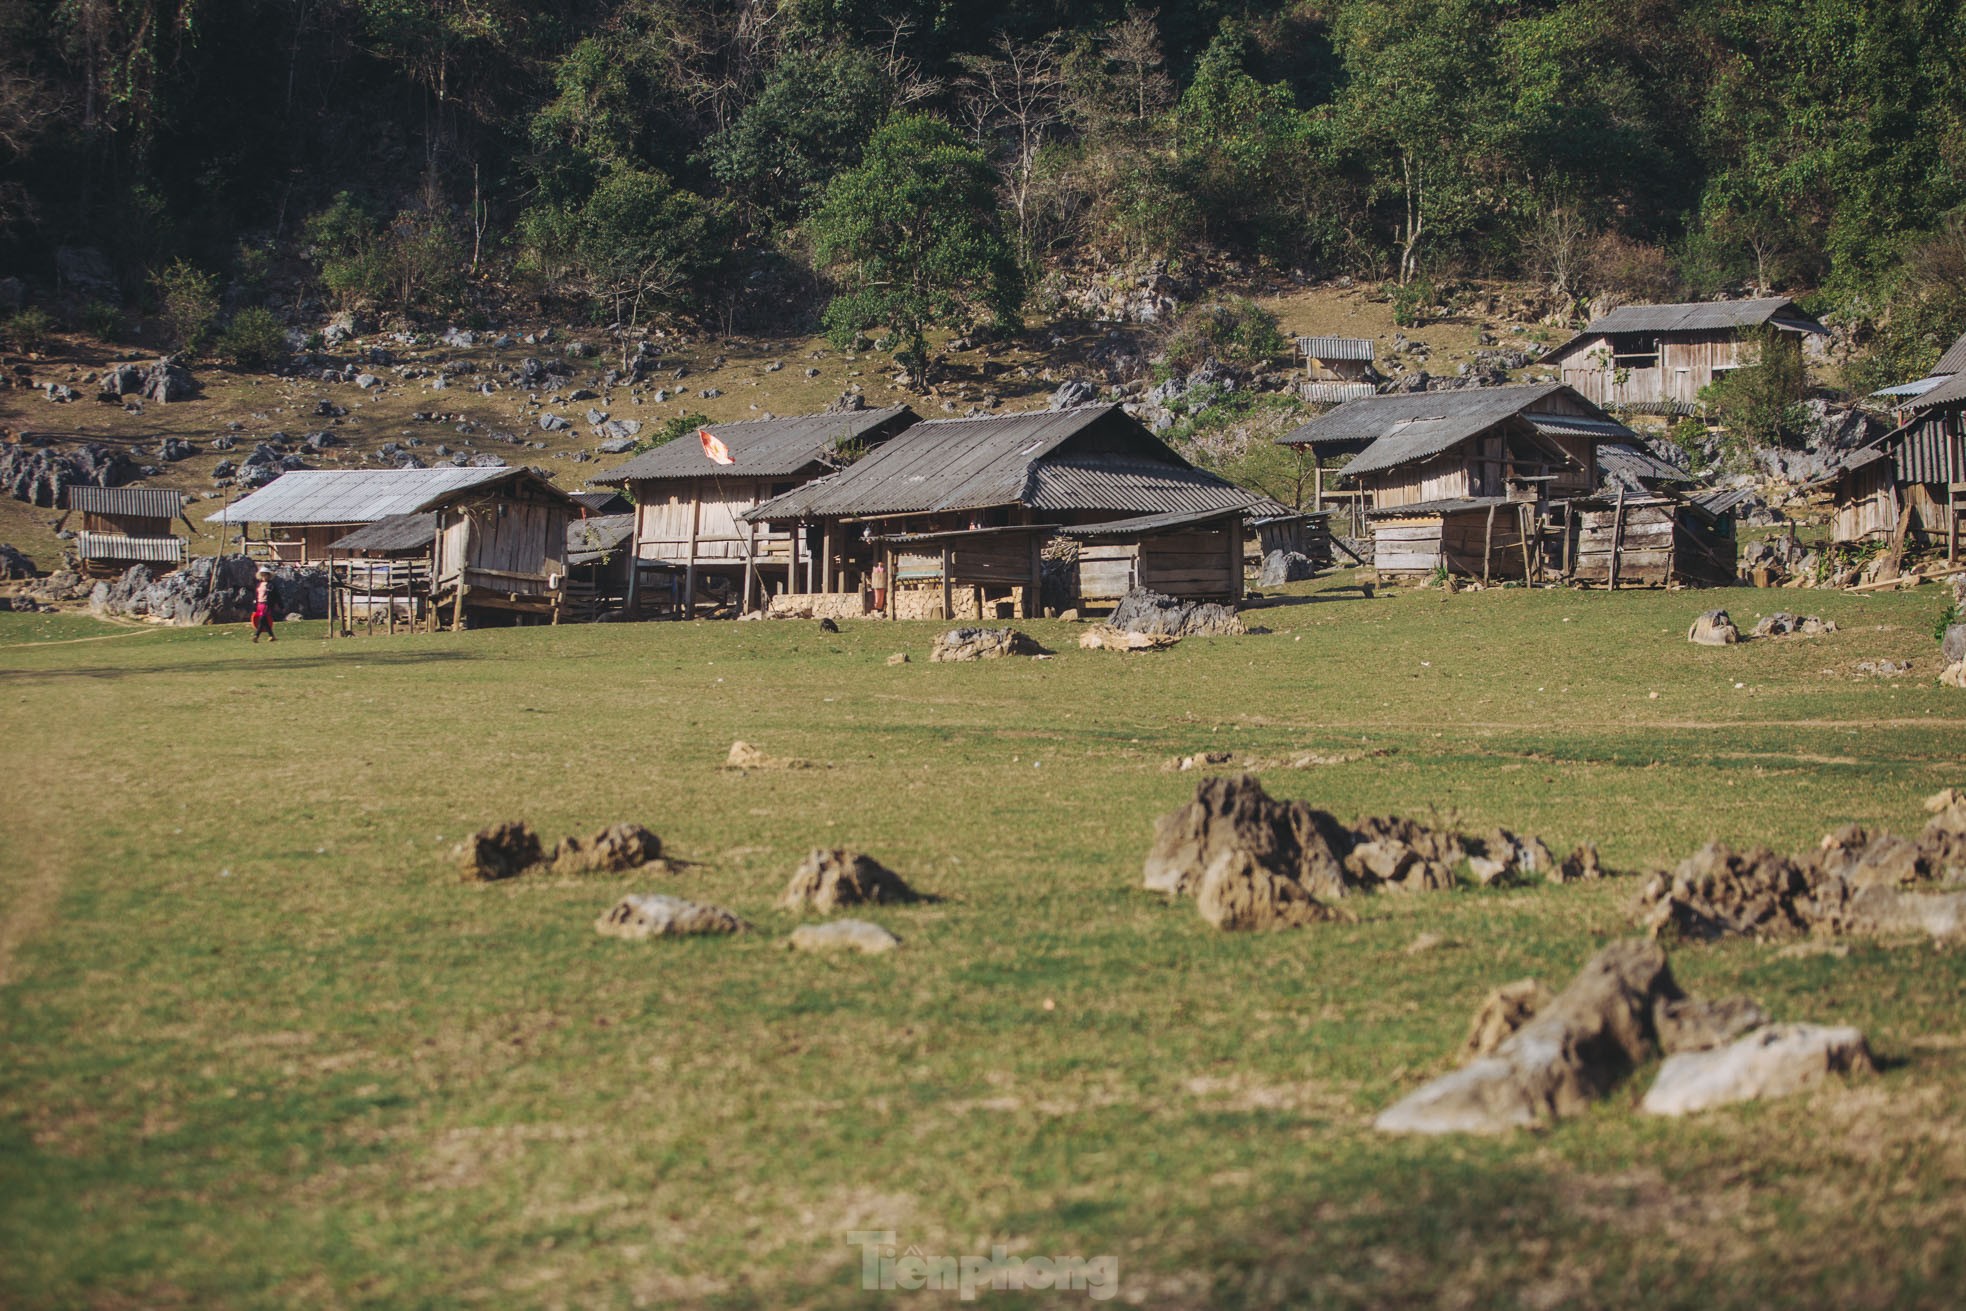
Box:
[699,427,733,466]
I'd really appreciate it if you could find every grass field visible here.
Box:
[3,574,1965,1309]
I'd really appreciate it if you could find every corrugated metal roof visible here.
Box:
[1297,336,1375,362]
[76,531,186,563]
[866,524,1054,545]
[1367,497,1514,519]
[591,407,915,485]
[570,490,632,514]
[63,485,186,518]
[1302,381,1379,404]
[1279,383,1613,448]
[566,513,635,563]
[206,467,563,524]
[1527,414,1633,440]
[1910,371,1966,411]
[1057,506,1250,538]
[1821,414,1961,486]
[1597,442,1696,487]
[1873,375,1946,399]
[1582,297,1826,336]
[1343,412,1515,476]
[1934,331,1966,376]
[1026,456,1257,516]
[747,406,1189,520]
[1691,487,1756,516]
[327,513,437,554]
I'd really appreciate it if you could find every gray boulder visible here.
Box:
[141,359,196,403]
[1048,379,1098,410]
[1943,623,1966,666]
[1109,588,1244,637]
[595,894,743,940]
[1257,549,1315,587]
[785,920,902,954]
[538,413,571,433]
[1688,610,1740,646]
[1641,1024,1873,1116]
[929,627,1047,662]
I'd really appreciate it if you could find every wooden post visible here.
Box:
[821,522,833,593]
[452,512,473,630]
[1518,502,1536,584]
[387,567,396,635]
[885,546,897,619]
[1482,503,1496,583]
[1949,416,1959,565]
[1608,487,1626,590]
[624,503,642,618]
[1311,452,1324,512]
[1026,533,1042,617]
[941,547,954,620]
[683,498,700,619]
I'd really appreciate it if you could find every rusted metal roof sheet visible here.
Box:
[746,406,1222,520]
[570,490,632,514]
[1910,370,1966,410]
[62,485,185,518]
[327,513,437,554]
[1296,336,1375,362]
[1366,497,1514,519]
[591,407,915,485]
[206,467,567,524]
[1279,383,1594,447]
[76,531,186,563]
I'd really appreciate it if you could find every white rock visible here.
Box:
[1641,1024,1873,1116]
[785,919,901,954]
[595,894,742,940]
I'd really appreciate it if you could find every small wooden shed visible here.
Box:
[1543,297,1827,410]
[1818,402,1964,558]
[1366,498,1538,580]
[325,513,437,632]
[1060,508,1247,605]
[866,524,1052,620]
[1564,493,1738,587]
[1298,336,1379,403]
[60,486,189,576]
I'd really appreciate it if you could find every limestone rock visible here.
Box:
[1143,773,1353,900]
[1464,979,1553,1056]
[455,821,543,881]
[930,626,1046,662]
[1257,549,1316,588]
[780,848,918,911]
[886,652,909,665]
[786,919,901,954]
[723,740,810,770]
[1079,625,1179,652]
[1653,994,1772,1054]
[596,894,743,939]
[1688,610,1740,646]
[1108,588,1245,638]
[1752,612,1837,638]
[1194,849,1354,931]
[1942,660,1966,689]
[1556,843,1604,883]
[1641,1024,1873,1116]
[1633,842,1821,941]
[1375,940,1677,1134]
[550,822,662,875]
[1942,623,1966,666]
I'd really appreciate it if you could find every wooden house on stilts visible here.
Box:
[59,486,191,576]
[591,406,918,618]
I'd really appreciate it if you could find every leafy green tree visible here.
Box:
[147,258,218,354]
[305,193,392,313]
[217,306,289,369]
[708,45,893,228]
[1176,26,1320,257]
[1701,326,1809,448]
[574,168,728,327]
[811,113,1022,387]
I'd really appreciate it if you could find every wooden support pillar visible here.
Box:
[1519,502,1536,584]
[1026,534,1042,618]
[1608,487,1626,590]
[1312,452,1324,512]
[821,523,834,593]
[941,547,954,620]
[683,498,700,619]
[885,547,897,619]
[1482,503,1496,583]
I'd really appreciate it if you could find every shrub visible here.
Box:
[3,307,55,353]
[1161,297,1287,372]
[80,300,125,341]
[148,259,220,355]
[305,192,391,312]
[1700,326,1810,448]
[218,307,290,369]
[1390,278,1435,329]
[1585,233,1680,303]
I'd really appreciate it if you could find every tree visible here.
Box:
[147,258,218,355]
[574,168,728,327]
[707,45,894,228]
[811,113,1022,387]
[956,34,1066,268]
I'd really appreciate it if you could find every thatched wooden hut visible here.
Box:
[60,486,189,576]
[1817,401,1963,558]
[1543,298,1827,410]
[591,406,918,617]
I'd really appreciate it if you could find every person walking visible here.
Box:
[869,558,887,614]
[251,567,278,643]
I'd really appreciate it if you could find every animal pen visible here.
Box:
[1367,498,1540,580]
[1061,508,1248,605]
[1561,492,1739,587]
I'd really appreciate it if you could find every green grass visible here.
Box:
[2,575,1964,1308]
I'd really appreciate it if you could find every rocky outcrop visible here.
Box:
[1,442,136,507]
[1641,1024,1874,1116]
[1194,849,1357,931]
[88,556,328,625]
[779,849,919,912]
[596,894,743,940]
[455,822,544,882]
[549,823,663,876]
[930,627,1048,662]
[1688,610,1740,646]
[1108,588,1244,637]
[1143,774,1355,901]
[1257,549,1316,588]
[785,919,902,954]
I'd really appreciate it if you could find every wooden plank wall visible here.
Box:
[1077,544,1136,601]
[1833,463,1901,543]
[1136,526,1241,600]
[633,478,795,563]
[1368,453,1471,509]
[1572,502,1676,584]
[1438,508,1528,578]
[1373,517,1444,575]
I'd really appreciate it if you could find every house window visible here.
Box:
[1612,334,1659,370]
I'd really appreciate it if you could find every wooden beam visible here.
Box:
[1608,487,1625,589]
[683,497,700,619]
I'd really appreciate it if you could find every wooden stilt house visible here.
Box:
[59,486,190,576]
[1817,393,1964,561]
[1298,336,1379,403]
[591,406,917,618]
[745,406,1260,618]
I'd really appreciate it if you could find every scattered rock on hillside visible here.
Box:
[455,821,544,881]
[550,822,663,875]
[1195,849,1356,931]
[1641,1024,1874,1116]
[1752,612,1837,638]
[1653,994,1772,1054]
[1048,378,1097,410]
[1688,610,1740,646]
[722,740,812,770]
[1942,624,1966,666]
[1945,661,1966,688]
[1464,979,1554,1056]
[141,358,196,403]
[780,849,919,912]
[786,919,901,954]
[0,543,35,579]
[1375,941,1678,1135]
[1079,625,1178,652]
[1,442,135,507]
[596,894,743,940]
[88,556,327,625]
[930,626,1047,662]
[886,652,909,665]
[1635,842,1823,940]
[1144,774,1354,900]
[1108,588,1244,637]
